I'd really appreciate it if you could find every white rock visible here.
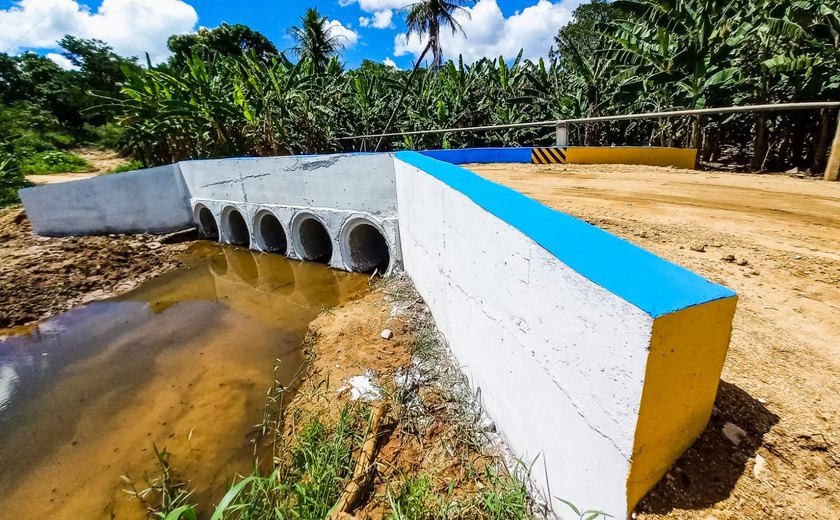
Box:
[753,453,766,478]
[380,328,394,340]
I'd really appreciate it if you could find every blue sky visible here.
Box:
[0,0,583,69]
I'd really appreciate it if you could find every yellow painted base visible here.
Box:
[626,296,738,511]
[532,147,698,170]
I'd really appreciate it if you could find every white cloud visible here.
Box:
[394,0,581,63]
[326,19,359,48]
[359,9,394,29]
[340,0,406,11]
[0,0,198,64]
[46,52,78,70]
[383,57,399,69]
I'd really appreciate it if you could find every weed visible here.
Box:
[19,150,92,174]
[109,159,144,174]
[479,466,531,520]
[209,403,368,519]
[556,498,613,520]
[122,444,195,518]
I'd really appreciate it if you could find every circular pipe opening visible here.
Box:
[222,207,250,247]
[343,220,390,274]
[294,216,332,264]
[195,205,219,240]
[256,212,287,255]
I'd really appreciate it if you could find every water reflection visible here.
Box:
[0,243,367,519]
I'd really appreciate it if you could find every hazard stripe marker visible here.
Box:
[532,147,568,164]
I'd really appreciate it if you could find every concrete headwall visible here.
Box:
[394,151,736,517]
[19,148,738,517]
[178,154,400,272]
[21,154,401,273]
[19,164,191,236]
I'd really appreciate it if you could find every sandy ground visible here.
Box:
[25,148,125,185]
[0,207,198,331]
[467,163,840,519]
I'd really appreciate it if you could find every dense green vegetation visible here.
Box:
[1,0,838,208]
[0,36,135,204]
[108,0,839,172]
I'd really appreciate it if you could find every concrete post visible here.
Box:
[824,116,840,181]
[555,123,568,147]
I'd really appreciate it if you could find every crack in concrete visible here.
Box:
[200,172,272,189]
[282,156,341,171]
[448,279,631,461]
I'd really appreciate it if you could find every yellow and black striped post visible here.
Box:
[532,147,568,164]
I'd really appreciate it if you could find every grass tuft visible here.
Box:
[19,150,92,174]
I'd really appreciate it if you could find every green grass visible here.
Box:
[109,159,144,174]
[386,469,531,520]
[19,150,92,174]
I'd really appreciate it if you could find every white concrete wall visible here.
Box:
[178,154,400,272]
[20,154,401,273]
[19,164,191,236]
[395,157,655,517]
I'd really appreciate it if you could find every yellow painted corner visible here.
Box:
[564,147,697,169]
[626,296,738,511]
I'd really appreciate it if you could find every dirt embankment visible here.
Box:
[0,207,198,331]
[282,278,520,518]
[468,163,840,519]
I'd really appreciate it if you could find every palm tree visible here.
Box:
[287,8,345,70]
[404,0,473,68]
[375,0,474,150]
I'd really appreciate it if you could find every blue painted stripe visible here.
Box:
[420,148,532,164]
[396,151,736,317]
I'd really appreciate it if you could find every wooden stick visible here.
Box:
[328,401,390,518]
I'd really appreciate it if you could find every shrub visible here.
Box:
[19,150,92,175]
[109,159,143,174]
[86,122,126,150]
[0,154,29,207]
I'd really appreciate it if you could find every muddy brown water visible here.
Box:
[0,243,367,518]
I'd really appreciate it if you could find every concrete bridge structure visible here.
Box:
[19,149,738,518]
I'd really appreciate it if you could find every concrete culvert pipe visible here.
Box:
[223,207,250,247]
[343,220,391,274]
[295,216,332,264]
[256,212,287,254]
[196,205,219,240]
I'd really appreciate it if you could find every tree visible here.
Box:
[58,36,139,125]
[375,0,474,150]
[403,0,474,68]
[287,8,346,70]
[0,54,25,104]
[168,23,279,68]
[551,1,619,145]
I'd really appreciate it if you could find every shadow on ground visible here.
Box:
[637,380,779,514]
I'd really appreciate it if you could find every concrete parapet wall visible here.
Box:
[532,146,698,169]
[394,151,736,517]
[420,147,532,164]
[19,164,192,236]
[21,154,401,273]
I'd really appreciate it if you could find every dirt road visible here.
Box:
[25,148,125,185]
[467,163,840,519]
